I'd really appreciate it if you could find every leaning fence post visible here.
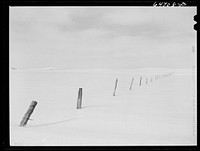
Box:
[129,77,134,90]
[139,77,142,86]
[113,78,118,96]
[77,88,83,109]
[20,101,37,127]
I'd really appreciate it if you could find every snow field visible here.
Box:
[9,68,196,145]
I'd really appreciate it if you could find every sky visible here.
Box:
[10,7,196,69]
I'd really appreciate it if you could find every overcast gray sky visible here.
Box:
[10,7,196,69]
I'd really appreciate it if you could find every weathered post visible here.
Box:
[146,78,148,84]
[151,77,153,82]
[77,88,83,109]
[113,78,118,96]
[139,77,142,86]
[129,77,134,90]
[20,101,37,127]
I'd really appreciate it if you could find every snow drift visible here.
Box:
[9,68,196,146]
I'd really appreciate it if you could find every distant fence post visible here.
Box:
[113,78,118,96]
[20,101,37,127]
[77,88,83,109]
[146,78,148,84]
[139,77,142,86]
[129,77,134,90]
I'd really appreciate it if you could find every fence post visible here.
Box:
[113,78,118,96]
[129,77,134,90]
[146,78,148,84]
[77,88,83,109]
[139,77,142,86]
[20,101,37,127]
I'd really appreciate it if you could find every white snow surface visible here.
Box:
[9,68,196,146]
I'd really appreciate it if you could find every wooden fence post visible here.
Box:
[146,78,148,84]
[20,101,37,127]
[129,77,134,90]
[139,77,142,86]
[113,78,118,96]
[77,88,83,109]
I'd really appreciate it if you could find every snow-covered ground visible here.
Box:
[9,68,196,146]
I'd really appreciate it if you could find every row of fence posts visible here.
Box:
[19,72,174,127]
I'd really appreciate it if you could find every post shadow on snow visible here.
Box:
[82,104,115,109]
[28,117,78,128]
